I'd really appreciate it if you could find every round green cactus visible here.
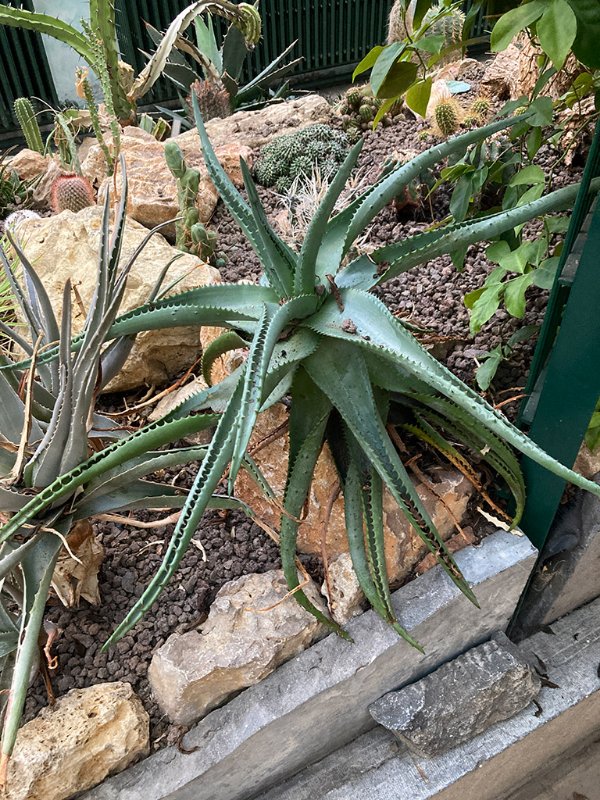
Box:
[434,100,461,137]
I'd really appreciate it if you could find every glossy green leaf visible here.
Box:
[490,1,544,52]
[537,0,577,69]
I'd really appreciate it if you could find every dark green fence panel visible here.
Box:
[518,120,600,549]
[1,0,489,135]
[0,0,57,138]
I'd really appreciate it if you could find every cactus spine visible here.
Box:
[387,1,465,64]
[14,98,44,154]
[50,175,95,213]
[434,99,461,136]
[470,97,491,121]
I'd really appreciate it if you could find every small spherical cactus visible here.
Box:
[470,97,491,119]
[434,100,461,137]
[462,114,482,128]
[50,174,95,213]
[359,104,374,122]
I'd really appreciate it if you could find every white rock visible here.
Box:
[173,94,335,153]
[16,205,221,392]
[321,553,365,624]
[5,682,148,800]
[149,570,327,725]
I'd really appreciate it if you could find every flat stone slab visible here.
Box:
[369,632,540,757]
[83,531,536,800]
[258,595,600,800]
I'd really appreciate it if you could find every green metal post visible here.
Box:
[518,122,600,549]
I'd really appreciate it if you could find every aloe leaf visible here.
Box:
[27,283,82,487]
[0,411,220,546]
[360,465,424,651]
[202,331,247,386]
[319,113,534,276]
[0,529,64,773]
[305,339,478,605]
[130,1,231,101]
[238,158,295,298]
[191,94,276,274]
[281,370,349,637]
[0,284,278,376]
[6,231,59,348]
[297,139,364,295]
[337,176,600,290]
[0,538,39,581]
[229,296,318,488]
[79,445,210,504]
[0,489,28,513]
[309,289,600,502]
[104,379,246,645]
[237,41,299,96]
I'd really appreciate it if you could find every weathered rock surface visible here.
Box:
[234,404,474,583]
[174,94,334,154]
[5,682,149,800]
[149,569,326,726]
[82,127,251,234]
[9,148,49,181]
[321,553,364,623]
[16,205,220,391]
[369,632,540,757]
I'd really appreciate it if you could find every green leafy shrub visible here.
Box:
[254,125,350,191]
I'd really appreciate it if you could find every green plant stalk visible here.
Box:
[164,141,201,252]
[81,20,122,160]
[13,98,43,154]
[88,0,131,121]
[80,75,114,175]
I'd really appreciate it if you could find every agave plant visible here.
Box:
[2,105,600,683]
[0,168,253,780]
[146,5,301,121]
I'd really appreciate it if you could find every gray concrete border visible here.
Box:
[259,594,600,800]
[84,531,536,800]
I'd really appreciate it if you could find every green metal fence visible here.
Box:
[0,0,489,135]
[518,120,600,549]
[0,0,57,138]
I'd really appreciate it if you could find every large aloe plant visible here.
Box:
[0,1,261,122]
[0,169,250,781]
[1,107,599,773]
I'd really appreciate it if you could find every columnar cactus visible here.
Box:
[164,140,222,264]
[50,174,95,213]
[13,98,44,154]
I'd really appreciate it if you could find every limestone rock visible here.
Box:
[5,682,149,800]
[174,94,334,154]
[149,570,326,726]
[9,148,49,181]
[369,632,540,757]
[574,442,600,481]
[234,404,474,583]
[321,553,364,624]
[480,45,522,100]
[82,127,251,235]
[16,205,220,392]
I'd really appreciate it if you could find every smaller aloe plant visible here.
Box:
[0,167,248,781]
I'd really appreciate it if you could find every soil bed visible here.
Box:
[23,89,584,751]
